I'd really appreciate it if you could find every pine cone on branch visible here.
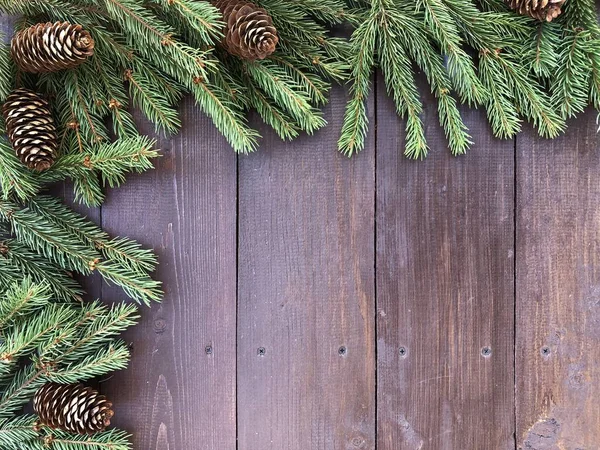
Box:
[506,0,565,21]
[2,88,57,172]
[33,383,114,434]
[213,0,279,60]
[11,22,95,73]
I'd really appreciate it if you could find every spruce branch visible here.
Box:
[0,240,84,302]
[27,427,132,450]
[0,416,38,450]
[0,278,52,331]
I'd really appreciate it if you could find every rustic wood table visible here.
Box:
[75,83,600,449]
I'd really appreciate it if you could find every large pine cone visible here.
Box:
[33,383,114,434]
[506,0,565,21]
[2,88,57,172]
[213,0,279,60]
[11,22,94,73]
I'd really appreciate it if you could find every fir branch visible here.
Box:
[0,415,38,450]
[338,11,376,155]
[190,79,260,153]
[46,340,131,383]
[479,49,522,138]
[378,11,428,158]
[0,304,77,365]
[150,0,222,45]
[550,28,592,119]
[0,199,100,274]
[245,61,326,133]
[0,37,12,102]
[57,302,139,364]
[29,196,158,274]
[0,278,52,331]
[0,365,44,419]
[0,140,40,202]
[94,261,162,306]
[245,82,300,141]
[38,135,159,193]
[416,0,486,105]
[31,428,132,450]
[0,240,84,302]
[126,66,181,134]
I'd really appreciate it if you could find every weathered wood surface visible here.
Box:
[516,111,600,449]
[88,83,598,448]
[102,98,238,450]
[236,88,375,450]
[376,78,516,449]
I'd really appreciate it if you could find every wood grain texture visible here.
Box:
[237,88,376,450]
[100,98,238,450]
[516,111,600,449]
[376,77,516,450]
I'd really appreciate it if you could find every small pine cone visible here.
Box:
[2,88,57,171]
[11,22,94,73]
[33,383,114,434]
[506,0,565,21]
[213,0,279,60]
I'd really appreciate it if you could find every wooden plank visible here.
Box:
[237,87,376,450]
[516,110,600,449]
[376,77,516,449]
[100,98,238,450]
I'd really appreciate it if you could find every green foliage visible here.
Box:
[0,0,345,153]
[0,8,165,448]
[0,0,595,160]
[0,279,138,449]
[339,0,600,157]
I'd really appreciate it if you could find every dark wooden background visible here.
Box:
[90,79,600,450]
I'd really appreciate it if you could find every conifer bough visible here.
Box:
[0,280,139,450]
[1,0,599,159]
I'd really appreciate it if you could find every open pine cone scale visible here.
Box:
[214,0,279,60]
[34,383,114,434]
[12,22,95,73]
[2,88,58,171]
[506,0,566,21]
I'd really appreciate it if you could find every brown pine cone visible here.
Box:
[2,88,57,172]
[11,22,94,73]
[213,0,279,60]
[33,383,114,434]
[506,0,565,21]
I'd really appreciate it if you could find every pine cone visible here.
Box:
[213,0,279,60]
[11,22,94,73]
[33,383,114,434]
[506,0,565,21]
[2,88,57,172]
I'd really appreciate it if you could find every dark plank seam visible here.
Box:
[513,133,518,450]
[373,72,379,450]
[236,152,240,450]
